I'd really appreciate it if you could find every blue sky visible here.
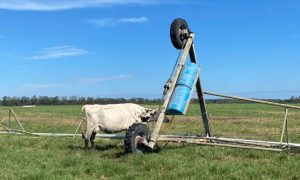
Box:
[0,0,299,99]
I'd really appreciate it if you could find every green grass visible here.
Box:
[1,104,300,179]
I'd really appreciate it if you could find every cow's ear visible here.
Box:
[150,111,155,116]
[150,109,157,116]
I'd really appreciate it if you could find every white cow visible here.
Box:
[81,103,164,149]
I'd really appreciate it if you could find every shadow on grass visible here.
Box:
[67,144,85,150]
[155,143,207,154]
[66,144,120,151]
[67,143,126,158]
[94,144,119,151]
[67,142,166,159]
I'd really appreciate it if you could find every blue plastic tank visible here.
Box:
[166,62,200,115]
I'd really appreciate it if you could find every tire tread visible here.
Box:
[124,123,150,154]
[170,18,189,49]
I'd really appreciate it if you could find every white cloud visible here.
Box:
[27,45,90,60]
[120,17,148,23]
[89,16,148,27]
[88,18,116,27]
[0,0,165,11]
[76,74,132,84]
[25,83,66,89]
[25,74,131,90]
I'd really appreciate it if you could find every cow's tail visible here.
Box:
[81,105,88,139]
[81,105,86,112]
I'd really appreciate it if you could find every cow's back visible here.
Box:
[83,103,146,132]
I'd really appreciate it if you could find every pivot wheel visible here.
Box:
[170,18,190,49]
[124,123,151,154]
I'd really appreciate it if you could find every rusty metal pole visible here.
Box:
[189,44,211,136]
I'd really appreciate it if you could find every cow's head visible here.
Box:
[139,108,170,123]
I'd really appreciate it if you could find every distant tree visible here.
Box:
[31,95,39,105]
[20,96,30,105]
[86,97,95,104]
[52,96,60,105]
[2,96,9,106]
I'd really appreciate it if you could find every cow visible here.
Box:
[81,103,167,149]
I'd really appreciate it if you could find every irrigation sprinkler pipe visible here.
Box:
[148,33,195,148]
[2,130,300,152]
[186,141,284,152]
[204,91,300,110]
[0,131,125,139]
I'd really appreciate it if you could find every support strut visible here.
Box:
[148,33,211,149]
[189,44,211,136]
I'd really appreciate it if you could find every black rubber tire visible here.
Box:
[124,123,151,154]
[170,18,189,49]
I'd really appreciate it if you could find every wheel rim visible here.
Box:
[135,134,147,153]
[179,27,184,40]
[179,27,189,41]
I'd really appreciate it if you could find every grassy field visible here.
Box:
[1,103,300,179]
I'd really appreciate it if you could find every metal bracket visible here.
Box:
[163,79,172,96]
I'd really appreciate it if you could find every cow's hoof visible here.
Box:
[124,123,151,154]
[170,18,190,49]
[84,140,89,150]
[91,141,95,149]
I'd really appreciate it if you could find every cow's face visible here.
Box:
[140,108,170,123]
[139,108,156,122]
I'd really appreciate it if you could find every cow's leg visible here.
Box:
[83,130,93,149]
[81,133,89,149]
[84,138,89,149]
[90,127,100,149]
[90,132,96,148]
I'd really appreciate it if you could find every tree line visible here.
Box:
[0,95,299,106]
[0,96,162,106]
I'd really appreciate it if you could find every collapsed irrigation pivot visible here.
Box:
[1,18,300,154]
